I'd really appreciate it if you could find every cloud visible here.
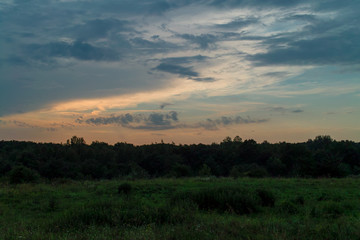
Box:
[189,77,216,82]
[167,111,178,121]
[80,111,179,130]
[2,56,28,66]
[153,63,199,77]
[292,109,304,113]
[215,17,258,30]
[25,40,120,62]
[266,107,304,113]
[198,116,269,130]
[79,112,268,131]
[268,107,287,112]
[248,9,360,66]
[177,33,218,49]
[262,71,289,78]
[160,103,173,109]
[1,0,359,127]
[152,55,216,81]
[249,32,360,66]
[160,55,209,64]
[173,30,245,50]
[281,14,317,23]
[79,113,140,125]
[147,112,178,125]
[11,120,56,132]
[208,0,304,8]
[130,37,179,53]
[70,18,132,41]
[152,63,216,82]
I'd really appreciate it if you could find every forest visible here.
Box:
[1,135,359,183]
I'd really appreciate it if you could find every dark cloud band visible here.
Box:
[78,112,268,130]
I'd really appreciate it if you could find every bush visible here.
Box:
[170,164,192,178]
[231,164,269,178]
[48,197,57,212]
[247,167,268,178]
[229,165,243,179]
[118,183,132,195]
[155,200,197,224]
[277,200,299,214]
[198,164,212,177]
[256,188,275,207]
[50,200,120,230]
[172,186,260,215]
[311,201,346,219]
[317,192,342,202]
[8,165,40,184]
[49,198,194,231]
[292,196,305,205]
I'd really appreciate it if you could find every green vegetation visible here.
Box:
[0,135,359,181]
[0,178,359,239]
[0,136,359,239]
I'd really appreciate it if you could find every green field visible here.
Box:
[1,178,359,240]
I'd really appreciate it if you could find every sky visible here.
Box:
[0,0,359,145]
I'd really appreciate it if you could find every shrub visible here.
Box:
[48,197,57,212]
[171,187,260,215]
[256,188,275,207]
[118,183,132,195]
[155,200,197,224]
[8,165,40,184]
[311,201,346,219]
[198,164,212,177]
[51,200,119,230]
[277,200,299,214]
[49,198,194,231]
[170,164,192,178]
[229,165,243,179]
[292,196,305,205]
[317,192,342,201]
[247,167,268,178]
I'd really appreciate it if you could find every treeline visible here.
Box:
[0,135,359,182]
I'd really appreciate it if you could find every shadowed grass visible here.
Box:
[0,178,359,240]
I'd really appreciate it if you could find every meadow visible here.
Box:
[0,177,359,240]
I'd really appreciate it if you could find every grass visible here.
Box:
[0,178,359,239]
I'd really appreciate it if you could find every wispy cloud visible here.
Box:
[78,112,179,130]
[153,63,199,77]
[215,17,258,30]
[197,116,269,130]
[177,33,218,49]
[11,120,56,132]
[78,112,268,131]
[25,40,121,62]
[266,107,304,114]
[160,103,173,109]
[292,109,304,113]
[159,55,209,64]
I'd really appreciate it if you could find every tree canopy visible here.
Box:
[0,135,359,181]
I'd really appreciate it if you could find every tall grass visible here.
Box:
[171,186,275,214]
[0,178,359,240]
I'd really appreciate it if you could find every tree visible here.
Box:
[170,164,192,178]
[229,165,242,178]
[68,136,86,145]
[199,164,212,177]
[233,136,242,143]
[8,165,40,184]
[266,157,286,176]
